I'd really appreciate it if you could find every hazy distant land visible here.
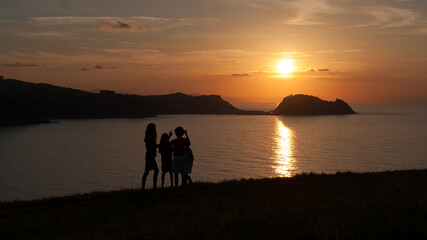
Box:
[1,77,356,125]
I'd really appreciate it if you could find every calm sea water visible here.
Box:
[1,104,426,201]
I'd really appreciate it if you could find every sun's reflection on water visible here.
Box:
[272,118,297,177]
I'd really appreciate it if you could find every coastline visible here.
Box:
[1,78,358,126]
[2,169,426,239]
[0,111,353,126]
[0,114,158,126]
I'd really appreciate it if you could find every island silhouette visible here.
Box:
[272,94,356,115]
[1,77,356,125]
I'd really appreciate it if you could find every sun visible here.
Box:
[277,59,295,75]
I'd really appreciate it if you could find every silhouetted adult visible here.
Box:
[141,123,159,190]
[170,127,191,187]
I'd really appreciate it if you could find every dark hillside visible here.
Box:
[143,93,239,114]
[0,78,241,124]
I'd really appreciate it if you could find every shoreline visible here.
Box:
[2,169,427,239]
[0,114,158,126]
[0,110,361,127]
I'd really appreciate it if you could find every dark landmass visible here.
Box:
[273,94,356,115]
[1,78,358,125]
[1,169,426,239]
[0,78,241,125]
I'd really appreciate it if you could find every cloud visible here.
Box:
[273,51,310,58]
[231,73,251,77]
[1,51,165,70]
[283,0,340,25]
[31,16,167,25]
[284,2,420,29]
[316,50,336,54]
[316,49,362,54]
[30,16,218,32]
[231,70,266,77]
[96,20,142,31]
[230,0,422,29]
[4,62,45,67]
[342,49,362,53]
[306,68,332,72]
[81,65,116,71]
[94,65,116,70]
[8,30,72,38]
[185,49,265,59]
[230,0,322,25]
[363,6,417,28]
[317,68,332,72]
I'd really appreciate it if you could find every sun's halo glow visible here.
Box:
[277,59,295,75]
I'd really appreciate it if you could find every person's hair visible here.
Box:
[145,123,157,140]
[174,126,184,137]
[160,133,169,146]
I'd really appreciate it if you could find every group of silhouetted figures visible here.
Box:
[142,123,194,189]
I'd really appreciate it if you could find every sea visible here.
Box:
[1,104,426,202]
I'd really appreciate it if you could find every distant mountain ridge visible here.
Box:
[272,94,356,115]
[1,78,357,125]
[0,78,241,124]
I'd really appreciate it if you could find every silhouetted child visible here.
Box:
[183,146,194,185]
[141,123,159,190]
[159,132,174,188]
[170,127,192,187]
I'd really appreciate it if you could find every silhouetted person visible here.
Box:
[159,132,174,188]
[170,127,191,188]
[183,146,194,185]
[141,123,159,190]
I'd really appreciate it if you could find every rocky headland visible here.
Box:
[272,94,356,115]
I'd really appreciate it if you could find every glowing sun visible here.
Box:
[277,59,295,75]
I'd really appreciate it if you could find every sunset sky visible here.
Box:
[1,0,426,106]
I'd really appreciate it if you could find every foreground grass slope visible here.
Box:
[1,170,427,239]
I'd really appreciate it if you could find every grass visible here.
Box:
[1,170,427,239]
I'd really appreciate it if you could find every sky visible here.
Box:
[1,0,426,106]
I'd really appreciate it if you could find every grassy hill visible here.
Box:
[1,169,427,239]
